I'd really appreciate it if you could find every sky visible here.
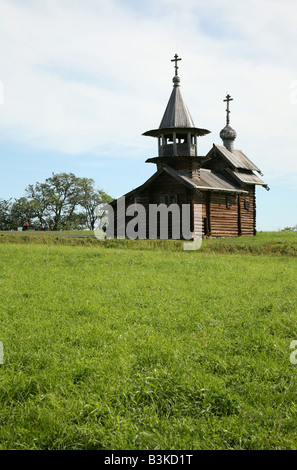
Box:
[0,0,296,231]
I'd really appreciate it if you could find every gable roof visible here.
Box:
[133,165,247,197]
[197,169,248,193]
[108,168,165,205]
[207,144,262,173]
[163,165,247,194]
[224,168,268,187]
[108,165,247,208]
[108,167,202,207]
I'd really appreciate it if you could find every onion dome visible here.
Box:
[220,94,236,152]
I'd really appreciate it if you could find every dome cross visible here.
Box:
[171,54,182,76]
[224,94,233,125]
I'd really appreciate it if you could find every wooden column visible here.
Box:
[173,132,177,155]
[187,132,191,156]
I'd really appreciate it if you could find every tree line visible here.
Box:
[0,172,113,231]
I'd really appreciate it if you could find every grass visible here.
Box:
[0,230,296,255]
[0,232,297,449]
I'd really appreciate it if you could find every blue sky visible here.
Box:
[0,0,296,231]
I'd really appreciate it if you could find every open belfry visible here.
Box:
[112,54,269,239]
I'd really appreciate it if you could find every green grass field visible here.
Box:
[0,231,297,449]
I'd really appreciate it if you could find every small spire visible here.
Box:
[171,53,182,76]
[224,93,233,125]
[220,93,237,152]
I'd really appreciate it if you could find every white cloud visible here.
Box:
[0,0,297,186]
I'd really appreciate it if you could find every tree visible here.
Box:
[79,178,113,230]
[25,182,53,227]
[24,172,113,230]
[0,199,12,230]
[42,173,83,230]
[10,197,36,230]
[0,173,113,231]
[281,225,297,232]
[26,173,84,230]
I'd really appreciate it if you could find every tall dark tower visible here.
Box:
[143,54,210,176]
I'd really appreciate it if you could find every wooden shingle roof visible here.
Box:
[143,74,210,138]
[108,164,248,209]
[197,169,248,193]
[224,168,268,187]
[210,144,262,173]
[159,79,195,129]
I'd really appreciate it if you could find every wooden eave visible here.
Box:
[164,165,248,195]
[224,168,268,188]
[197,169,248,194]
[145,155,210,164]
[107,168,165,207]
[142,126,210,138]
[214,144,262,173]
[106,162,250,211]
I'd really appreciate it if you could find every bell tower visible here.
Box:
[143,55,211,176]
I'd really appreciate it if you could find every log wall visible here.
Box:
[111,175,257,239]
[192,192,206,238]
[209,192,238,237]
[112,173,194,240]
[239,186,256,236]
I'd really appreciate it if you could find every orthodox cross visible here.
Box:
[224,94,233,125]
[171,54,182,76]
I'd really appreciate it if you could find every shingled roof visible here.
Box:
[108,164,248,209]
[224,168,268,187]
[210,144,262,173]
[142,73,210,138]
[159,76,195,129]
[173,167,248,194]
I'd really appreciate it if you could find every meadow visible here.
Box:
[0,231,297,450]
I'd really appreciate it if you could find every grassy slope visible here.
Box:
[0,233,297,449]
[0,230,296,255]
